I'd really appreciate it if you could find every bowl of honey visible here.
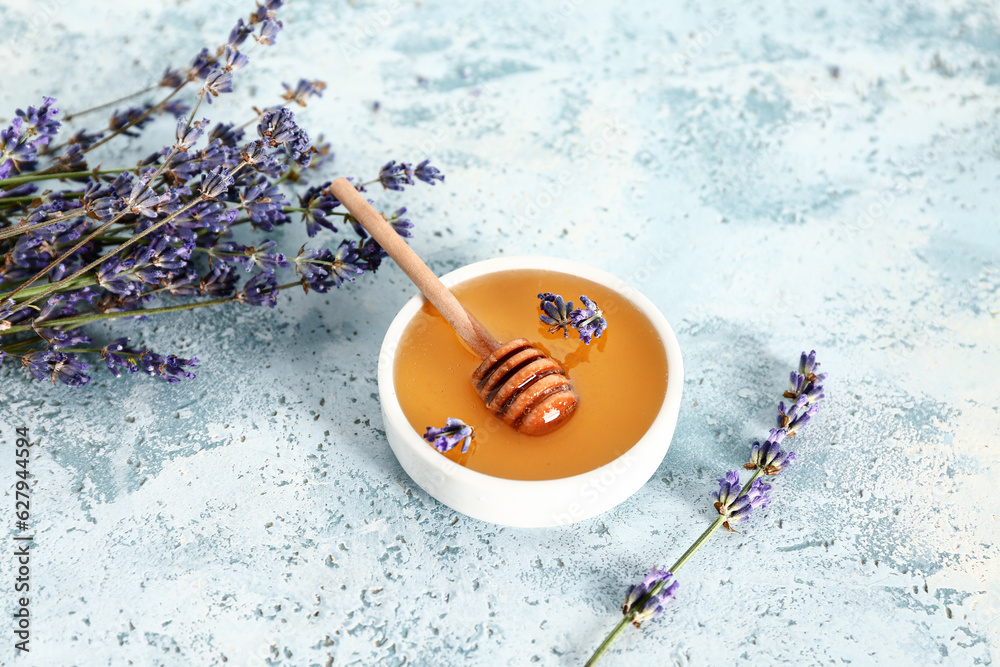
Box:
[377,256,683,527]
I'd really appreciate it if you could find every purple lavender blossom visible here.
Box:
[377,160,413,191]
[200,265,238,297]
[778,395,819,437]
[109,106,155,136]
[222,45,249,72]
[202,67,234,103]
[257,107,300,147]
[160,67,185,88]
[538,292,574,337]
[745,428,796,476]
[712,472,771,532]
[22,350,91,387]
[237,271,278,307]
[38,327,91,350]
[228,18,252,47]
[356,237,386,272]
[255,20,282,46]
[569,295,607,344]
[422,418,474,454]
[241,140,268,165]
[200,166,234,200]
[174,116,209,151]
[622,567,679,628]
[138,350,198,383]
[413,159,444,185]
[298,183,341,237]
[245,240,289,273]
[292,241,366,291]
[240,178,289,230]
[387,207,413,237]
[102,338,139,377]
[781,350,826,435]
[282,79,326,106]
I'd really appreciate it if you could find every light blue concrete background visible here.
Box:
[1,0,998,665]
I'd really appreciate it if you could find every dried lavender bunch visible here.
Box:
[585,351,828,665]
[0,1,444,387]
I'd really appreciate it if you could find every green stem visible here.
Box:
[62,84,160,122]
[585,468,767,666]
[0,281,301,337]
[82,82,187,156]
[0,208,89,242]
[0,167,131,188]
[0,191,83,206]
[668,515,727,575]
[584,617,634,667]
[12,161,244,311]
[0,276,96,302]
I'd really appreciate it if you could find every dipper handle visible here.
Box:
[329,178,501,359]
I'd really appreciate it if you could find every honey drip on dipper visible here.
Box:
[330,179,578,436]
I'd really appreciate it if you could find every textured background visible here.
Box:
[1,0,998,665]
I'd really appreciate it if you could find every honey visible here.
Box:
[393,268,668,480]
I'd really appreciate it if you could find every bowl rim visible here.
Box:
[378,255,684,494]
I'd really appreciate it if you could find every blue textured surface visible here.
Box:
[1,0,998,665]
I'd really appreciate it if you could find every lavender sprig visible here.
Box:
[585,351,827,666]
[0,3,446,387]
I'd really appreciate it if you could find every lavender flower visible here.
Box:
[291,240,365,292]
[422,418,475,454]
[538,292,574,337]
[221,45,249,72]
[745,428,796,476]
[174,116,209,151]
[200,265,238,297]
[569,295,607,344]
[255,20,282,46]
[257,107,300,147]
[298,183,341,237]
[378,160,413,191]
[200,166,234,200]
[237,271,278,307]
[0,2,432,390]
[138,350,198,383]
[245,240,290,273]
[239,178,289,230]
[22,350,91,387]
[228,18,252,47]
[102,338,139,377]
[201,67,234,102]
[413,159,444,185]
[622,567,679,628]
[109,106,155,136]
[281,79,326,106]
[712,472,771,532]
[387,207,413,237]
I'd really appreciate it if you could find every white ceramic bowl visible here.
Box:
[377,256,683,527]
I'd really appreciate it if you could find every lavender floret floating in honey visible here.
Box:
[537,292,573,337]
[538,292,607,344]
[569,295,607,344]
[423,418,475,454]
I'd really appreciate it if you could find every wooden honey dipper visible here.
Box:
[330,178,578,436]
